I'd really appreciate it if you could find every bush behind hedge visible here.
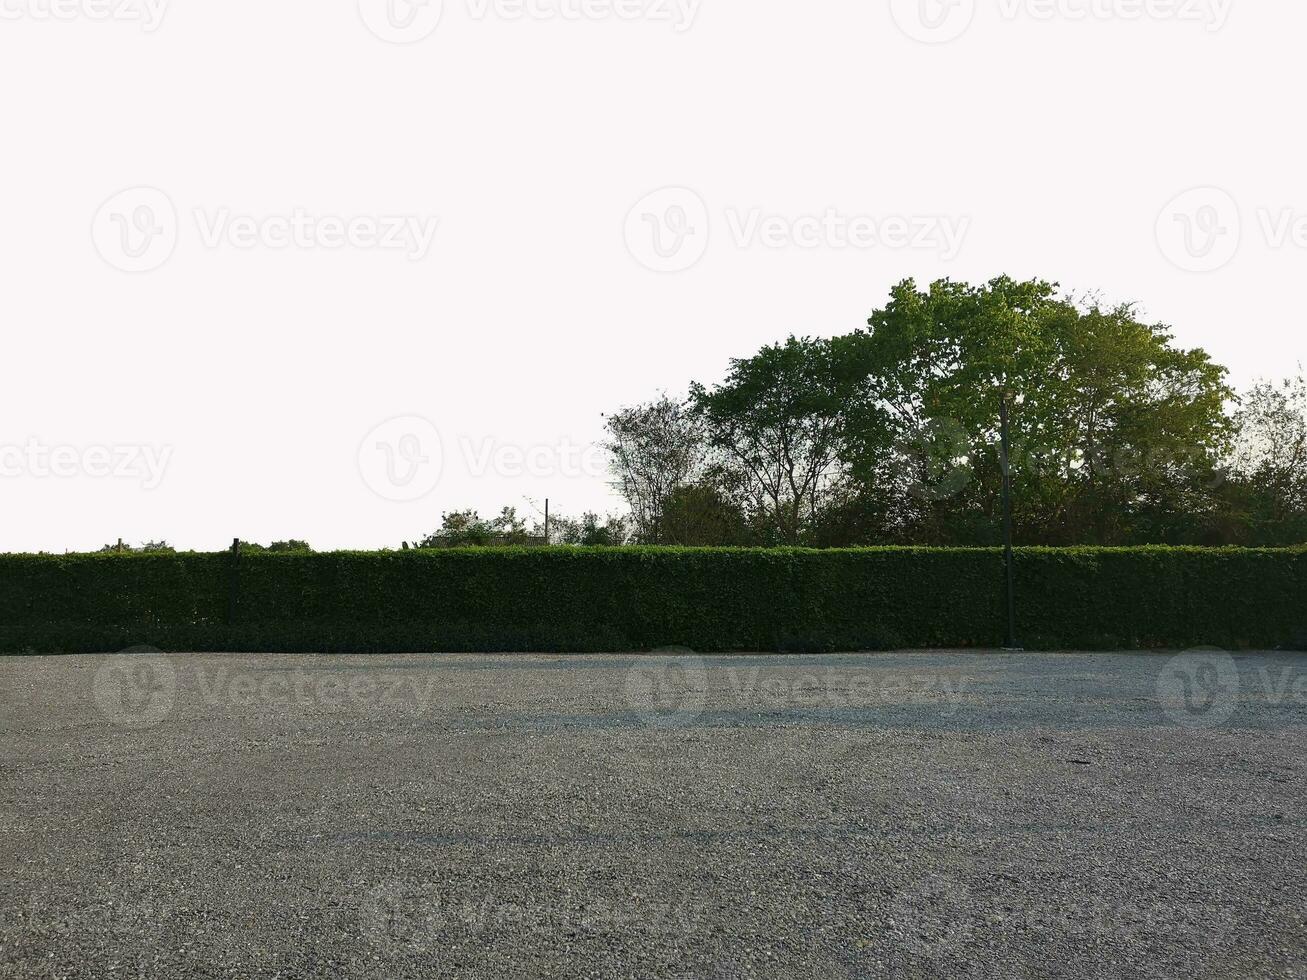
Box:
[0,546,1302,654]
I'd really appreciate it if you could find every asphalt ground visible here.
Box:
[2,650,1305,978]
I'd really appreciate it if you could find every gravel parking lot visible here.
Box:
[2,650,1305,979]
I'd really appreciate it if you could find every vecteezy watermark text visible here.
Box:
[1157,650,1307,728]
[724,209,970,256]
[93,650,440,728]
[193,209,438,260]
[93,187,439,273]
[994,0,1232,30]
[624,187,970,273]
[357,0,701,43]
[888,874,1237,958]
[0,439,172,489]
[460,435,605,480]
[625,653,973,727]
[358,415,607,502]
[0,0,169,31]
[464,0,700,29]
[1156,186,1307,273]
[361,880,704,954]
[890,0,1232,44]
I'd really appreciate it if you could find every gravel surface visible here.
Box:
[2,650,1305,979]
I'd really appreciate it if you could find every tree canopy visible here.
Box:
[601,276,1301,548]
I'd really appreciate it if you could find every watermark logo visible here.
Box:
[723,665,971,715]
[888,874,975,954]
[623,187,710,274]
[359,422,612,496]
[724,209,968,257]
[359,416,444,502]
[359,0,700,38]
[898,417,973,502]
[624,648,708,727]
[892,0,1231,41]
[1158,187,1307,272]
[361,882,444,954]
[1256,207,1307,252]
[0,0,170,31]
[94,656,439,729]
[0,439,173,489]
[92,187,177,273]
[92,646,177,729]
[624,189,969,273]
[622,657,972,726]
[1156,186,1241,273]
[1156,648,1240,729]
[195,666,437,715]
[192,209,438,260]
[93,187,440,273]
[465,0,701,29]
[1157,651,1307,728]
[460,435,606,480]
[888,880,1235,958]
[361,879,700,951]
[1000,0,1231,30]
[890,0,976,44]
[359,0,444,42]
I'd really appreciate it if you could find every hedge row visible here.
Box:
[0,547,1303,654]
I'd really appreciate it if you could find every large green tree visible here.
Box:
[689,336,867,545]
[603,276,1267,547]
[844,277,1234,544]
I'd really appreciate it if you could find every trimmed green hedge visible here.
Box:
[0,547,1303,654]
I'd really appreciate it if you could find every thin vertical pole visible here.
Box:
[999,396,1017,649]
[544,499,550,547]
[227,538,240,627]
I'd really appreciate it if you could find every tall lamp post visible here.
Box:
[999,392,1019,650]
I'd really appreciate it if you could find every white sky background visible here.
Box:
[1,0,1303,553]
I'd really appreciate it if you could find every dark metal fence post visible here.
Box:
[999,396,1018,650]
[227,538,240,627]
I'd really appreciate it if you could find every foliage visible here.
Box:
[690,336,862,545]
[417,508,538,548]
[603,394,707,543]
[845,276,1235,545]
[604,276,1284,547]
[547,511,631,547]
[659,482,753,547]
[1219,372,1307,545]
[1,547,1302,654]
[98,540,175,554]
[238,540,313,554]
